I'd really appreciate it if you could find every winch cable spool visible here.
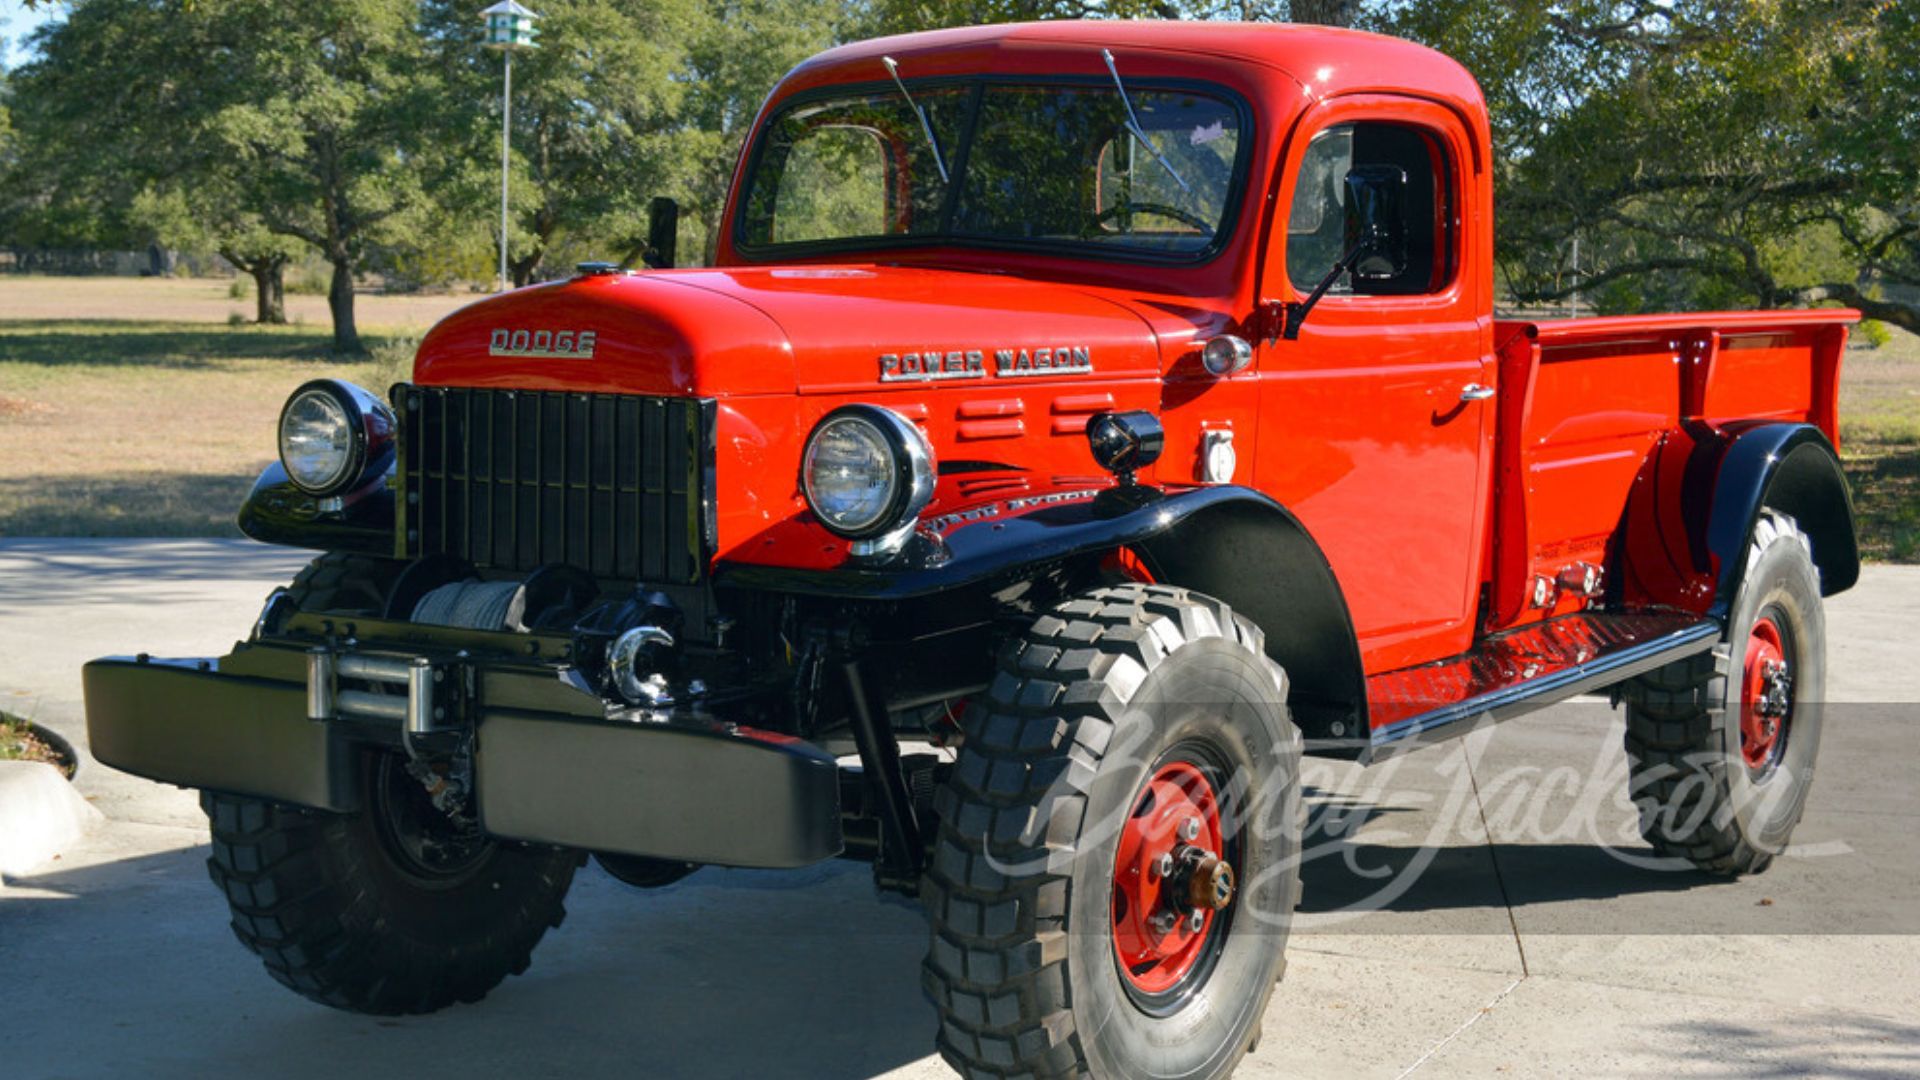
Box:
[410,579,528,632]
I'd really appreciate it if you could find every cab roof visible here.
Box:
[780,19,1486,118]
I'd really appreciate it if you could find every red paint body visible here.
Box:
[412,22,1856,730]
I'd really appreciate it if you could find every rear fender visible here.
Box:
[1617,422,1857,618]
[1703,422,1859,613]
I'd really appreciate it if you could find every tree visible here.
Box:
[420,0,704,286]
[192,1,450,351]
[11,0,447,348]
[1376,0,1920,332]
[132,186,300,324]
[673,0,847,263]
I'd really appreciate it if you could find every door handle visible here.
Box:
[1459,384,1496,402]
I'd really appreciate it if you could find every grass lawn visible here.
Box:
[1839,332,1920,561]
[0,276,1915,561]
[1,711,75,776]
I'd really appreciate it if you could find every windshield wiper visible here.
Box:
[881,56,950,184]
[1101,49,1191,196]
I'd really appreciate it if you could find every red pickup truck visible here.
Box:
[85,20,1857,1079]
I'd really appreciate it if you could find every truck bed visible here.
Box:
[1487,309,1854,627]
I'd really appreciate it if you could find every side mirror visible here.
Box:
[1341,165,1409,281]
[642,196,679,270]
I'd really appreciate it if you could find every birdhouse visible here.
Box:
[482,1,540,51]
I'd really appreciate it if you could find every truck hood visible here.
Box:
[412,266,1160,397]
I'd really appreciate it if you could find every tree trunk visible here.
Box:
[328,259,362,354]
[510,245,544,288]
[1290,0,1362,26]
[252,260,287,325]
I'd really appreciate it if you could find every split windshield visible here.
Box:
[737,78,1245,260]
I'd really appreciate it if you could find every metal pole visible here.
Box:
[499,49,512,293]
[1569,235,1580,318]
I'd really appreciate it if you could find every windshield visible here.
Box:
[737,79,1246,261]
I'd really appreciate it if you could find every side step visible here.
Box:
[1363,611,1721,760]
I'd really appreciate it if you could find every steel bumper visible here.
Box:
[83,649,844,869]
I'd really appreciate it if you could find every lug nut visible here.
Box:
[1155,853,1174,878]
[1149,910,1178,935]
[1189,910,1205,933]
[1179,817,1201,842]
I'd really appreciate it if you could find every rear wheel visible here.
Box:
[203,751,580,1014]
[1623,510,1825,875]
[922,584,1301,1079]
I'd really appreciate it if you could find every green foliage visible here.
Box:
[1859,319,1893,350]
[5,0,1912,340]
[1376,0,1920,332]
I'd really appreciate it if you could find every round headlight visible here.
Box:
[277,379,393,496]
[801,405,935,541]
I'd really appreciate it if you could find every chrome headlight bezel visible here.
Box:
[276,379,395,497]
[800,404,936,541]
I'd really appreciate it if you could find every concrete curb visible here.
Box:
[0,759,105,878]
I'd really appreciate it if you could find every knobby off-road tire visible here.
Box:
[203,754,581,1014]
[284,551,398,616]
[1623,510,1826,875]
[922,584,1302,1080]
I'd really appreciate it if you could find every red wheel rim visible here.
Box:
[1739,614,1792,773]
[1111,760,1229,996]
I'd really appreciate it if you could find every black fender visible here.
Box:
[715,483,1367,739]
[1704,422,1859,615]
[235,461,396,557]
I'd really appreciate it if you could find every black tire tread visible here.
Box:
[1621,510,1809,875]
[284,551,395,616]
[203,789,576,1015]
[921,583,1294,1079]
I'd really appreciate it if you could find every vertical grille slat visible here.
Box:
[401,387,711,585]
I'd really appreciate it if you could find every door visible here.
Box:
[1254,96,1494,674]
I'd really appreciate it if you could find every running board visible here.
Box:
[1362,611,1721,760]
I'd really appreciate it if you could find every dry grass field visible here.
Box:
[0,274,479,327]
[0,276,473,536]
[0,274,1915,559]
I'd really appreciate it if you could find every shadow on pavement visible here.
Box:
[1652,1014,1920,1079]
[0,538,309,607]
[0,847,936,1079]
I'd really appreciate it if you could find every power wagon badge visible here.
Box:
[879,344,1093,383]
[489,328,597,359]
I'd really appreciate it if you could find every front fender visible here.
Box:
[715,482,1369,740]
[716,483,1260,599]
[235,461,395,556]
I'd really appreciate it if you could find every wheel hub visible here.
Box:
[1111,760,1231,996]
[1739,614,1793,773]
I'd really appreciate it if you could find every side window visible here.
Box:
[1285,121,1451,297]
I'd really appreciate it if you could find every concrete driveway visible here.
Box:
[2,538,1916,1079]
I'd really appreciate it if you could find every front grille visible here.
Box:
[397,386,714,584]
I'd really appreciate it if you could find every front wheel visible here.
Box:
[203,752,581,1014]
[922,584,1301,1079]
